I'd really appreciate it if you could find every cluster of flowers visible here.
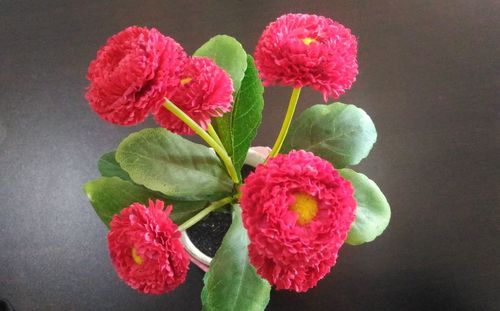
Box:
[87,14,358,294]
[86,26,233,134]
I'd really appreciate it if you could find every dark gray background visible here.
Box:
[1,1,499,310]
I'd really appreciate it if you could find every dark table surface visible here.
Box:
[1,1,499,310]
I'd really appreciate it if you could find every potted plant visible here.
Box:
[83,13,391,310]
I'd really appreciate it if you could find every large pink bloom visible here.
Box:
[240,150,356,292]
[107,199,189,294]
[154,56,233,134]
[86,26,187,125]
[254,14,358,100]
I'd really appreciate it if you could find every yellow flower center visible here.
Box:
[302,37,318,46]
[180,77,193,86]
[289,193,318,225]
[131,247,143,265]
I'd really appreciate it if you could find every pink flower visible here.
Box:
[240,150,356,292]
[86,26,187,125]
[107,199,190,294]
[254,14,358,101]
[154,56,234,134]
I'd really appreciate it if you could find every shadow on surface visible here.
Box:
[0,299,16,311]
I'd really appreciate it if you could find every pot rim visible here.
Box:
[180,146,269,271]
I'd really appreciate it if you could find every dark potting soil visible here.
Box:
[186,164,256,257]
[240,164,255,180]
[186,212,232,257]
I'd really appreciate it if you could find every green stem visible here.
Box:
[178,197,233,231]
[269,87,302,158]
[207,123,224,149]
[163,99,239,184]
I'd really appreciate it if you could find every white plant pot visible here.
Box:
[180,146,270,271]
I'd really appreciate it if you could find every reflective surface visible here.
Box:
[1,1,499,310]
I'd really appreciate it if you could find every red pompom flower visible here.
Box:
[107,199,190,294]
[86,26,187,125]
[254,13,358,100]
[240,150,356,292]
[154,56,234,134]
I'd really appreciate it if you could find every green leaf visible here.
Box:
[282,102,377,168]
[83,177,207,227]
[194,35,248,94]
[115,128,233,201]
[97,151,131,181]
[339,169,391,245]
[201,205,271,311]
[212,55,264,180]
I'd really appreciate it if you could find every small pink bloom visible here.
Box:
[254,14,358,100]
[107,199,189,294]
[86,26,187,125]
[154,57,233,134]
[240,150,356,292]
